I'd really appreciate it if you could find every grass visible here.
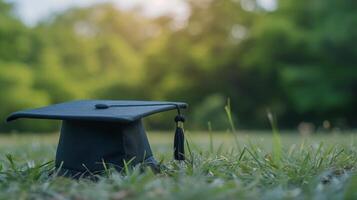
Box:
[0,131,357,200]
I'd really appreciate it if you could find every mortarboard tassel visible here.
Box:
[174,114,185,160]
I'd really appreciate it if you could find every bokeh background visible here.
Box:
[0,0,356,132]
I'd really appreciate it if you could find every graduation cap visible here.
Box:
[6,100,187,177]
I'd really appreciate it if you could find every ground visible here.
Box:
[0,131,356,200]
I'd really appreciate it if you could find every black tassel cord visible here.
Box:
[174,114,185,160]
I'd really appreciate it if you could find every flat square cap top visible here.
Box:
[6,100,188,123]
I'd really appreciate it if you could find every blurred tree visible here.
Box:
[33,4,153,99]
[0,1,55,132]
[0,0,32,62]
[245,0,357,126]
[144,0,357,129]
[144,0,277,128]
[0,62,54,132]
[0,0,356,132]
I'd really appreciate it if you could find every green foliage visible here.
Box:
[0,62,53,132]
[0,0,356,131]
[0,1,32,63]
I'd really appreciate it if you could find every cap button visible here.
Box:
[95,104,109,109]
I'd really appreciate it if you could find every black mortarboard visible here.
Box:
[6,100,187,177]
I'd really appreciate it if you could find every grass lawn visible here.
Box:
[0,131,357,199]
